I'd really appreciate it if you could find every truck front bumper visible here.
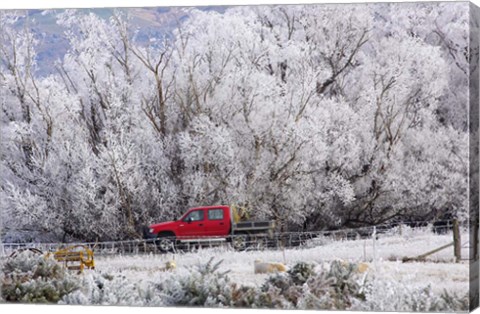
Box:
[142,226,157,240]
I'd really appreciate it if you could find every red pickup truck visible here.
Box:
[145,205,275,252]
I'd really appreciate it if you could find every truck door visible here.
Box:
[204,208,230,237]
[177,209,206,238]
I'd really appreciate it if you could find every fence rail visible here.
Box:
[0,220,470,258]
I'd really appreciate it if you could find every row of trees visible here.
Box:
[0,3,471,242]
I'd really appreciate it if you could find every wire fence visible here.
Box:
[0,219,471,258]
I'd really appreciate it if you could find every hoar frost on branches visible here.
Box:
[0,3,471,241]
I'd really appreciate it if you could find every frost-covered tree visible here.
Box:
[0,3,472,242]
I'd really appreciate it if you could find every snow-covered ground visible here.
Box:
[93,228,471,296]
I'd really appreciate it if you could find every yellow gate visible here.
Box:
[53,245,95,272]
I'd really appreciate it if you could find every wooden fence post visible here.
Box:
[453,219,461,262]
[363,239,367,262]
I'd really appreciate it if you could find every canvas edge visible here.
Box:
[469,1,480,312]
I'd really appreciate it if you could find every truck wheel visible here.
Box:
[232,233,249,251]
[156,233,176,253]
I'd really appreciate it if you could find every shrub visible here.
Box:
[288,261,316,285]
[351,277,469,312]
[229,284,258,308]
[326,260,367,307]
[156,257,234,307]
[1,250,79,303]
[256,261,367,310]
[60,272,162,306]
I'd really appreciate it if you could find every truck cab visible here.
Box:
[148,205,232,238]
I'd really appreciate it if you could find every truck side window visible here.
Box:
[208,209,224,220]
[184,210,204,222]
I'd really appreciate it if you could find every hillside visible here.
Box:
[5,6,226,76]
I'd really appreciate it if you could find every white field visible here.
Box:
[92,227,473,296]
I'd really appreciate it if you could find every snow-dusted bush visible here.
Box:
[1,250,80,303]
[2,253,467,311]
[288,261,316,285]
[326,260,368,303]
[253,262,320,308]
[352,277,469,312]
[156,258,234,307]
[258,260,468,311]
[254,260,367,310]
[60,272,163,306]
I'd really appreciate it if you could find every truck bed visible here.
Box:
[233,220,274,231]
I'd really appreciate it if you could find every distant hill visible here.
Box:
[4,6,227,76]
